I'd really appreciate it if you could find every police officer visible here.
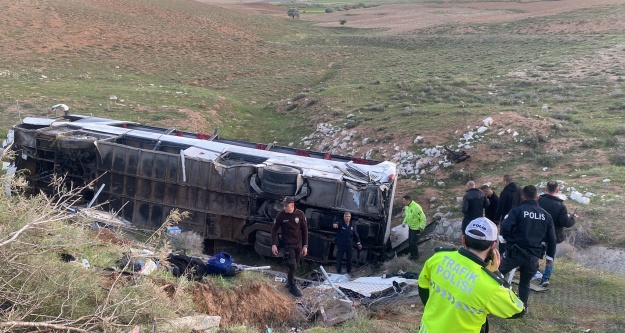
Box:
[271,197,309,297]
[402,195,426,260]
[418,217,525,333]
[332,212,362,275]
[499,185,556,309]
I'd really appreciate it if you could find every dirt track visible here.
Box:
[202,0,625,34]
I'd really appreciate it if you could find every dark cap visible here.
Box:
[281,197,295,205]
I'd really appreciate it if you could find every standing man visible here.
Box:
[402,195,426,260]
[480,184,499,223]
[494,175,522,224]
[499,185,556,310]
[462,181,490,233]
[418,217,525,333]
[271,197,308,297]
[537,180,576,287]
[333,212,362,275]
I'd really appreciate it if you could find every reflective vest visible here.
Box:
[403,201,426,230]
[418,249,524,333]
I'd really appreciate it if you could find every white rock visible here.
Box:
[603,179,611,183]
[584,192,594,197]
[431,165,440,173]
[483,117,494,126]
[477,126,488,134]
[162,315,221,333]
[362,138,369,145]
[512,131,519,137]
[464,145,472,149]
[288,142,293,147]
[497,131,505,136]
[436,180,444,186]
[542,104,549,112]
[430,197,436,202]
[342,136,350,142]
[341,130,348,136]
[346,113,354,119]
[414,136,424,144]
[394,146,400,151]
[443,162,452,168]
[570,191,590,205]
[542,167,548,171]
[339,142,347,150]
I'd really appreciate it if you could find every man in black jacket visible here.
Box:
[494,175,522,224]
[499,185,556,310]
[462,181,490,232]
[333,212,362,274]
[481,184,499,222]
[537,181,576,287]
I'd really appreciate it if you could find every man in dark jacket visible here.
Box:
[333,212,362,274]
[494,175,522,224]
[537,181,576,287]
[481,184,499,222]
[271,197,309,297]
[462,181,490,232]
[499,185,556,310]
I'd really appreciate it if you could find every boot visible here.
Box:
[289,284,302,297]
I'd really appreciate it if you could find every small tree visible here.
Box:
[287,8,300,19]
[339,19,347,26]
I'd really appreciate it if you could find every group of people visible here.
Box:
[270,197,362,297]
[269,175,576,332]
[417,175,576,332]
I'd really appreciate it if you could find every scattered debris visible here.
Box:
[161,314,221,333]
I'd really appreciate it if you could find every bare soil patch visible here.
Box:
[191,280,294,326]
[205,0,625,34]
[280,0,625,34]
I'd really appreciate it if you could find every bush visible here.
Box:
[610,151,625,166]
[605,136,619,147]
[535,154,557,167]
[325,7,335,13]
[613,125,625,135]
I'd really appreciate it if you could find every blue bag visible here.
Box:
[206,252,236,276]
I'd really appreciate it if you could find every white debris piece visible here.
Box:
[497,131,505,136]
[346,113,354,119]
[477,126,488,134]
[542,104,549,112]
[512,131,519,137]
[603,179,611,183]
[542,167,548,171]
[430,197,436,202]
[483,117,494,126]
[414,136,424,144]
[362,138,369,145]
[570,191,590,205]
[288,142,293,147]
[584,192,594,197]
[436,180,444,186]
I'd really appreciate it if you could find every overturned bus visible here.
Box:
[8,112,398,262]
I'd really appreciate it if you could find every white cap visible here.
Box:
[465,217,498,242]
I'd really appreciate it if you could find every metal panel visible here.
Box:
[302,178,338,208]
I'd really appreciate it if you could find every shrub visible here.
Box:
[605,136,619,147]
[610,151,625,166]
[535,154,557,167]
[613,125,625,135]
[286,103,298,111]
[325,7,335,13]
